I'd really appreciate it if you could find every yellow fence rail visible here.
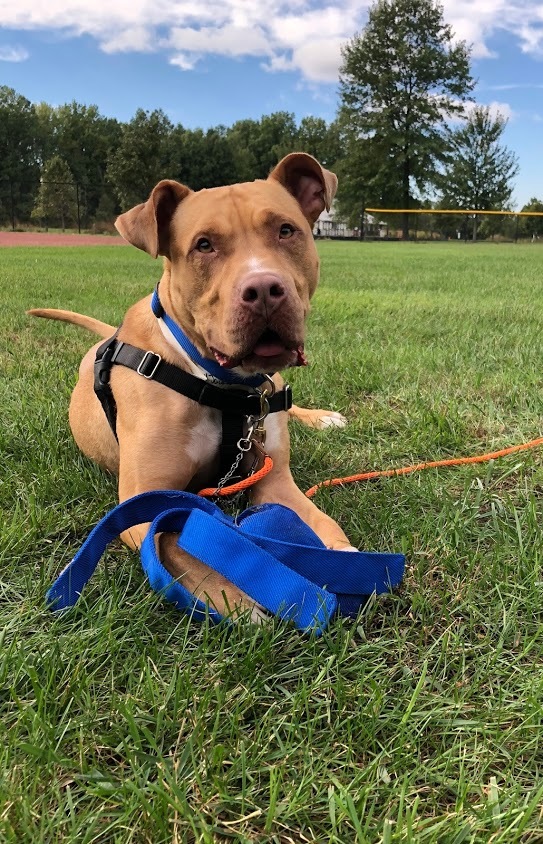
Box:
[365,208,543,217]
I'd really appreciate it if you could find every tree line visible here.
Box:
[1,0,542,240]
[0,94,342,231]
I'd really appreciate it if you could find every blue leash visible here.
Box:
[46,490,405,635]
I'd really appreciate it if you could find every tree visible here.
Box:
[106,109,177,208]
[335,126,408,229]
[339,0,474,238]
[174,126,238,190]
[31,156,77,230]
[295,117,343,169]
[438,106,519,240]
[35,101,122,224]
[518,198,543,240]
[227,113,297,181]
[0,86,40,225]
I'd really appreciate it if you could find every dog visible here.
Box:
[29,153,356,621]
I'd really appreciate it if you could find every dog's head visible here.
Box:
[115,153,337,374]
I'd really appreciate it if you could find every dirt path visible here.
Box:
[0,231,127,247]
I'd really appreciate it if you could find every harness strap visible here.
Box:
[46,490,405,634]
[220,411,245,480]
[95,337,292,419]
[93,331,121,440]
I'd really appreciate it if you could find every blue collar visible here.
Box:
[151,288,265,388]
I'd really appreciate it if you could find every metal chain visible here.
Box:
[214,420,256,495]
[213,378,276,499]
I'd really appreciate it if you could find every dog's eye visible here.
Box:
[196,238,214,253]
[279,223,295,239]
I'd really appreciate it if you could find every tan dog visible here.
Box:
[30,153,354,621]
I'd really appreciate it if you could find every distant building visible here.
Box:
[313,204,385,238]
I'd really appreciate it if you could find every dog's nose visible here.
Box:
[239,273,287,315]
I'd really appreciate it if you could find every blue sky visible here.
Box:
[0,0,542,208]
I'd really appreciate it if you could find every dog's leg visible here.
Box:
[117,481,269,622]
[252,413,357,551]
[114,407,267,622]
[288,405,347,431]
[252,466,356,551]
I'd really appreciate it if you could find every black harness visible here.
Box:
[93,332,293,480]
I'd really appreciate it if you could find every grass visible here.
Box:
[2,241,543,842]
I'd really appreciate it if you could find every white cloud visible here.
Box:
[166,24,271,58]
[444,0,543,60]
[485,83,543,90]
[169,53,199,71]
[262,54,294,74]
[0,0,542,83]
[483,100,516,122]
[0,44,29,62]
[292,39,345,83]
[101,26,153,53]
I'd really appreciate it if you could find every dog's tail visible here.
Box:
[27,308,115,339]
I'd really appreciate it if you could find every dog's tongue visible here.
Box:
[213,343,308,368]
[252,339,287,357]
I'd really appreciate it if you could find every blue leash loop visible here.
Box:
[46,491,405,635]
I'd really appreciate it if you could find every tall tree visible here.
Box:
[339,0,474,238]
[227,113,297,181]
[31,156,77,230]
[438,106,519,240]
[227,118,261,182]
[335,126,407,229]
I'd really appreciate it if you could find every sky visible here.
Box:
[0,0,542,209]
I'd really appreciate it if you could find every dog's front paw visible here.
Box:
[317,411,347,430]
[289,405,347,430]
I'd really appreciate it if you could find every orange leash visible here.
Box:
[198,455,274,498]
[198,435,543,500]
[304,435,543,498]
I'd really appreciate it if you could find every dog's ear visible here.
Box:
[115,180,192,258]
[268,153,338,225]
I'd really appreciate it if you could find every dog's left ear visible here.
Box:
[268,153,338,225]
[115,180,192,258]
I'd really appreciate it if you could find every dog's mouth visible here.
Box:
[211,328,307,371]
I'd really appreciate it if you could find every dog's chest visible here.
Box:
[187,411,222,466]
[187,408,283,489]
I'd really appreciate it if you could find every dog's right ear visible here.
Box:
[115,180,192,258]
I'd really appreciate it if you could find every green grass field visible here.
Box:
[2,241,543,843]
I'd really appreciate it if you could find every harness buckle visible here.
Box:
[137,351,162,379]
[94,338,120,386]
